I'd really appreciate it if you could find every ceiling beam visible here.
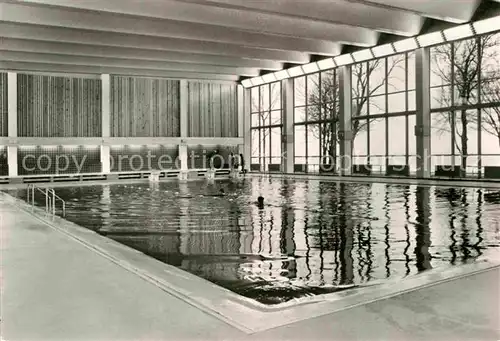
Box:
[15,0,379,45]
[348,0,482,23]
[185,0,423,36]
[0,61,240,81]
[0,51,260,76]
[0,2,347,53]
[0,38,283,70]
[0,22,310,64]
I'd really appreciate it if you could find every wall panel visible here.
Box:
[109,145,179,172]
[187,144,238,169]
[0,73,7,137]
[187,82,238,137]
[17,146,101,175]
[110,76,180,137]
[17,74,102,137]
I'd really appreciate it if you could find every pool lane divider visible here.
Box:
[2,191,499,334]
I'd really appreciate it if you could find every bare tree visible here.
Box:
[432,34,500,175]
[479,34,500,149]
[251,83,281,169]
[298,54,406,170]
[351,55,406,142]
[481,83,500,148]
[302,72,340,168]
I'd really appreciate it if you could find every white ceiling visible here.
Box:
[0,0,496,82]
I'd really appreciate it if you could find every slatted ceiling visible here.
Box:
[16,74,102,137]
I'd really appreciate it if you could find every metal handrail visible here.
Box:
[48,188,66,217]
[26,184,66,217]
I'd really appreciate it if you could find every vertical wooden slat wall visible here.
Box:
[187,82,238,137]
[110,76,180,137]
[0,73,7,137]
[16,74,102,137]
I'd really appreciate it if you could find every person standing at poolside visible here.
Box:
[229,152,235,169]
[239,153,245,173]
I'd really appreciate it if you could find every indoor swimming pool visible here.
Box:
[10,177,500,305]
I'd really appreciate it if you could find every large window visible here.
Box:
[351,52,416,174]
[294,70,340,173]
[250,82,282,171]
[254,30,500,178]
[430,32,500,176]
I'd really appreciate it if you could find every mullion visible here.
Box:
[319,72,322,166]
[405,52,410,167]
[305,76,309,169]
[477,36,482,178]
[366,62,371,165]
[451,42,456,164]
[268,83,272,166]
[385,57,389,171]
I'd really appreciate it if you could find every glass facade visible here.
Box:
[351,52,416,174]
[294,70,340,173]
[248,30,500,178]
[250,82,283,171]
[430,32,500,175]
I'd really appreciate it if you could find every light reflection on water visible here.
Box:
[12,178,500,304]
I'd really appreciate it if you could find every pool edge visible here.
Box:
[3,191,499,334]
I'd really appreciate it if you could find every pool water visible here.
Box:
[11,178,500,305]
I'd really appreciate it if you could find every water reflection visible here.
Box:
[9,178,500,305]
[415,187,432,272]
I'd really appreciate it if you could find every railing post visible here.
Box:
[45,188,49,212]
[52,189,56,215]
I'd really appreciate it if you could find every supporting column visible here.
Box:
[283,78,294,173]
[237,84,244,141]
[100,145,110,173]
[7,146,18,177]
[237,84,244,156]
[101,74,111,174]
[242,87,251,172]
[179,144,188,171]
[179,80,189,178]
[415,47,432,178]
[232,84,245,178]
[339,66,353,176]
[7,72,18,178]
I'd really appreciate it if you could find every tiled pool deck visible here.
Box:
[1,190,499,341]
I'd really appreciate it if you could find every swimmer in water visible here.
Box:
[256,196,264,209]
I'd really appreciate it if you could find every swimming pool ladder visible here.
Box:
[26,184,66,217]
